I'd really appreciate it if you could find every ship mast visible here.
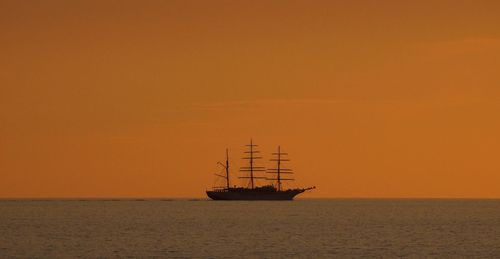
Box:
[239,139,265,189]
[267,145,294,191]
[216,148,231,190]
[225,148,230,189]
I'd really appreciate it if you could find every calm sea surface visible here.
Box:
[1,199,499,258]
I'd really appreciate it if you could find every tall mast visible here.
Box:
[250,139,254,188]
[267,145,293,191]
[239,139,265,189]
[277,146,281,191]
[225,148,230,189]
[215,149,231,190]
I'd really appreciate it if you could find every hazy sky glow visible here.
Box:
[1,0,500,198]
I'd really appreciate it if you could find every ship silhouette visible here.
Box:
[206,140,315,200]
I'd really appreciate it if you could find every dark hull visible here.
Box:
[206,189,304,200]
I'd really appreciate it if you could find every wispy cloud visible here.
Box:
[187,98,352,112]
[410,37,500,59]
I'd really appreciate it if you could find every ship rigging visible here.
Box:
[206,140,315,200]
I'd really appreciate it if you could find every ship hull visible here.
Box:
[206,189,304,200]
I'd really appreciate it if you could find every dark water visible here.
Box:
[1,199,499,258]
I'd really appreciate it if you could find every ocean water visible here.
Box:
[1,199,499,258]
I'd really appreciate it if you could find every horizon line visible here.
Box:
[2,196,500,200]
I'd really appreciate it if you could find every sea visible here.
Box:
[1,199,499,258]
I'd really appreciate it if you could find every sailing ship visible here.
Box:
[206,140,315,200]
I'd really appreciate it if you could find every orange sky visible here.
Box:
[1,0,500,198]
